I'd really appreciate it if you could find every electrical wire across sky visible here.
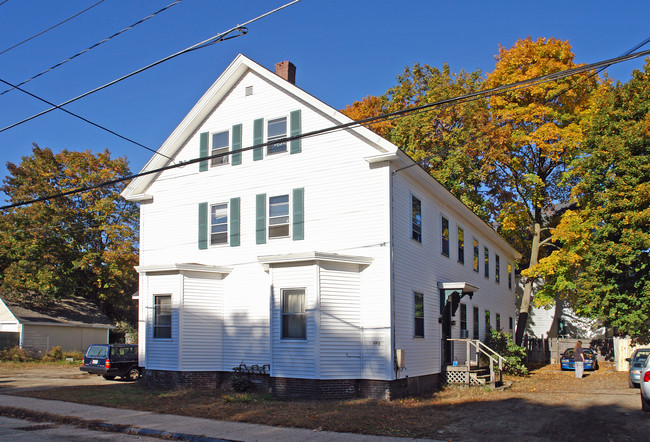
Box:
[2,45,650,211]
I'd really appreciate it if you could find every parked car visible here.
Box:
[641,355,650,412]
[626,348,650,388]
[560,348,599,371]
[79,344,140,381]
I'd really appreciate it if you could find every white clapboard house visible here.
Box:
[122,54,521,399]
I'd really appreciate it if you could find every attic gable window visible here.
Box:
[267,117,287,154]
[211,131,229,167]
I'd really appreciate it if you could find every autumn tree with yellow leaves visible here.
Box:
[482,37,598,344]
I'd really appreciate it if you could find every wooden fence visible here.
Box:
[523,336,613,364]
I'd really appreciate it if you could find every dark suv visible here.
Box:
[80,344,141,381]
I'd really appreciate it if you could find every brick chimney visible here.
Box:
[275,61,296,85]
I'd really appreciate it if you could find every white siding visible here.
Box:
[180,272,224,371]
[270,263,317,378]
[144,273,180,371]
[319,262,362,379]
[391,166,518,377]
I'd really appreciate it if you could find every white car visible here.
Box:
[641,355,650,412]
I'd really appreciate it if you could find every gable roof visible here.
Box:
[121,53,397,200]
[0,297,114,329]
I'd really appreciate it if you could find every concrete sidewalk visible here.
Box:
[0,394,431,441]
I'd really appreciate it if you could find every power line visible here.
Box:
[0,0,106,56]
[0,0,184,97]
[0,1,10,7]
[2,46,649,211]
[0,76,170,160]
[0,0,301,135]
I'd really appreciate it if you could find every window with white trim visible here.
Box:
[441,216,450,256]
[211,131,229,167]
[154,295,171,339]
[458,227,465,264]
[484,246,490,278]
[412,196,422,242]
[210,202,228,245]
[269,194,290,238]
[267,117,287,155]
[414,292,424,338]
[473,239,479,272]
[495,254,501,283]
[281,289,306,339]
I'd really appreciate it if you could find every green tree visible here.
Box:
[0,145,138,322]
[482,37,598,345]
[529,61,650,342]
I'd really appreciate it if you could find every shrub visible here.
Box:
[0,346,39,362]
[484,329,529,376]
[43,346,64,362]
[230,372,252,392]
[63,350,84,361]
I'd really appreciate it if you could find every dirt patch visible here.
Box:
[0,363,118,392]
[2,362,649,440]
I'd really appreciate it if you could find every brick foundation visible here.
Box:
[144,370,441,400]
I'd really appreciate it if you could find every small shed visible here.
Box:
[0,297,114,353]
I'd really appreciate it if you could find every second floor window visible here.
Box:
[484,247,490,278]
[458,227,465,264]
[267,117,287,155]
[495,255,501,283]
[441,217,449,256]
[473,239,479,272]
[269,194,290,238]
[210,203,228,245]
[412,196,422,242]
[211,131,229,166]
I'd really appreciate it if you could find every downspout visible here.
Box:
[390,164,397,380]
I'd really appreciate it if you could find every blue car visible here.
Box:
[560,348,599,371]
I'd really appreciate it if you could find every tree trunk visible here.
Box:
[515,223,541,346]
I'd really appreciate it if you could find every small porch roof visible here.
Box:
[437,282,480,293]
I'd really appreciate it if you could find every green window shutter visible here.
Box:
[199,132,209,172]
[198,202,208,249]
[290,110,302,154]
[231,124,242,166]
[256,193,266,244]
[293,187,304,240]
[230,197,240,247]
[253,118,264,161]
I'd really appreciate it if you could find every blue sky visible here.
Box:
[1,0,649,204]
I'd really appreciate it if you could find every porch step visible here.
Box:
[445,365,490,386]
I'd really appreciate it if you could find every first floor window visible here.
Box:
[441,216,450,256]
[211,131,229,166]
[412,196,422,242]
[509,316,514,330]
[269,194,290,238]
[210,203,228,245]
[414,292,424,337]
[473,306,479,339]
[154,295,172,339]
[485,310,491,336]
[267,117,287,154]
[496,313,501,331]
[282,289,306,339]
